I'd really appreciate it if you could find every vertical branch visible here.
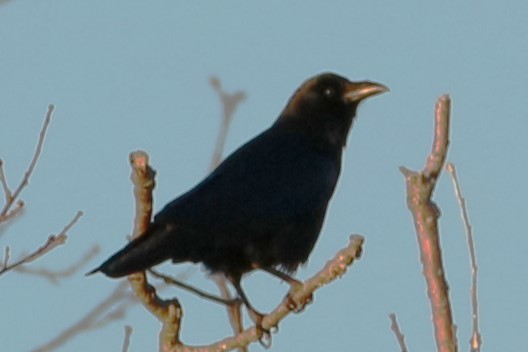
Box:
[0,160,11,201]
[446,163,482,352]
[209,77,246,170]
[121,325,133,352]
[399,95,457,352]
[126,151,182,351]
[129,151,155,239]
[424,98,451,178]
[389,313,408,352]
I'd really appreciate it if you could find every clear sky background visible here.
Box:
[1,1,526,351]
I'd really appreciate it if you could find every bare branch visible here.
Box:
[400,95,458,352]
[122,325,133,352]
[0,211,83,277]
[14,245,100,284]
[446,163,482,352]
[389,313,408,352]
[0,159,11,202]
[0,105,55,221]
[126,151,182,351]
[209,76,246,171]
[424,96,450,178]
[211,273,246,348]
[128,151,155,239]
[2,246,10,269]
[149,269,239,306]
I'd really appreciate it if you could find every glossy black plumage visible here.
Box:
[90,73,388,284]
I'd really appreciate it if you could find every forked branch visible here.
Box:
[399,95,458,352]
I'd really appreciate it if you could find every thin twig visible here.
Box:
[209,77,246,170]
[0,105,55,220]
[149,269,239,306]
[389,313,408,352]
[0,159,11,202]
[446,163,482,352]
[14,245,100,284]
[212,273,245,345]
[122,325,133,352]
[2,246,10,269]
[400,95,457,352]
[0,211,83,277]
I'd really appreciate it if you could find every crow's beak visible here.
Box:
[344,81,389,103]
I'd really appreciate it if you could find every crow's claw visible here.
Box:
[285,286,313,313]
[253,313,273,349]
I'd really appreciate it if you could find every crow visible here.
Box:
[89,72,388,331]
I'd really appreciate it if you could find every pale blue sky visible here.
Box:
[1,1,526,351]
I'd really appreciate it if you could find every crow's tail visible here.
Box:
[87,223,172,278]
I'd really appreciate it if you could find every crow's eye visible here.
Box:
[323,87,335,98]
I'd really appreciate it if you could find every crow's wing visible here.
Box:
[154,126,342,271]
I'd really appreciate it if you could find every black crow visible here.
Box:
[89,72,388,330]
